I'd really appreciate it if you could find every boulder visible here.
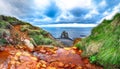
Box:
[23,39,34,50]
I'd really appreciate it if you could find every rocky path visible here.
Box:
[0,46,103,69]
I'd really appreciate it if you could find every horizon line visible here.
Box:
[36,23,98,27]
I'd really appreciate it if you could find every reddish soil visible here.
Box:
[13,25,30,40]
[0,46,103,69]
[0,25,103,69]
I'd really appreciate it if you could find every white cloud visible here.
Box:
[84,8,99,19]
[34,0,50,10]
[0,0,32,18]
[97,3,120,23]
[55,0,93,10]
[33,17,52,23]
[54,0,97,22]
[103,11,109,16]
[105,3,120,20]
[0,0,15,16]
[99,0,107,7]
[55,11,74,22]
[38,23,98,27]
[39,17,52,22]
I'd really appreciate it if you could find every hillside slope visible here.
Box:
[0,15,64,48]
[0,15,103,69]
[76,13,120,68]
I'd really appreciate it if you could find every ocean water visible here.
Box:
[41,27,93,39]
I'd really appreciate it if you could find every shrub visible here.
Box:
[75,42,84,50]
[0,21,10,29]
[20,25,32,32]
[40,30,48,35]
[0,38,8,45]
[43,38,53,45]
[30,35,44,45]
[20,25,28,32]
[30,34,53,45]
[28,30,41,35]
[89,54,97,63]
[0,29,10,37]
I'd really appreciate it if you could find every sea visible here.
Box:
[41,27,93,39]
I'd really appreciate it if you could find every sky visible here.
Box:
[0,0,120,27]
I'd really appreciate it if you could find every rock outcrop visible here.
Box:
[60,31,69,39]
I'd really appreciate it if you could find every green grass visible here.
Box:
[76,13,120,68]
[30,35,53,45]
[20,24,54,46]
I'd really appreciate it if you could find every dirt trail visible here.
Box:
[13,25,30,40]
[0,46,103,69]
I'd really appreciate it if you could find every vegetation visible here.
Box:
[76,13,120,68]
[0,15,63,47]
[0,21,10,29]
[89,54,97,63]
[20,24,54,45]
[29,35,53,45]
[0,38,8,45]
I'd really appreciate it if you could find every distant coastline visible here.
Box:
[40,27,93,39]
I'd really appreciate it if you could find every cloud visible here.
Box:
[38,23,98,27]
[34,0,50,10]
[55,0,93,10]
[69,8,89,17]
[0,0,34,18]
[33,17,52,24]
[84,8,99,19]
[105,3,120,20]
[99,0,107,7]
[0,0,18,16]
[0,0,120,25]
[97,3,120,23]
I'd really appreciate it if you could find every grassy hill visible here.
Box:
[76,13,120,68]
[0,15,64,47]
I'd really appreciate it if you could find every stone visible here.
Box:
[23,39,34,50]
[60,31,69,39]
